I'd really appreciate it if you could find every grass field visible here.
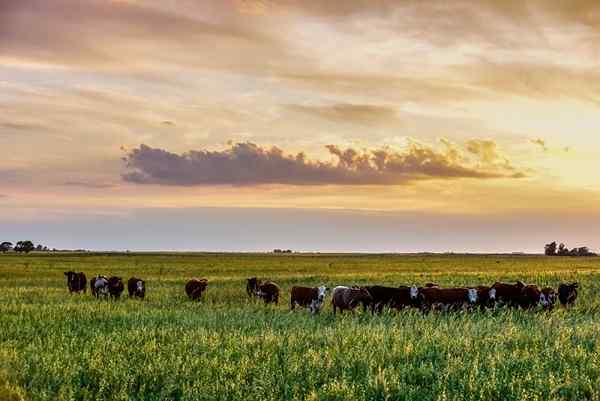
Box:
[1,253,600,401]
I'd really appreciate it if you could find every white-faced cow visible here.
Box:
[90,275,109,298]
[362,285,419,314]
[256,281,280,305]
[290,285,327,314]
[418,286,478,313]
[64,271,87,294]
[128,277,145,299]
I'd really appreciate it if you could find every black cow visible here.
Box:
[107,276,124,299]
[64,271,87,294]
[362,285,419,314]
[558,282,578,307]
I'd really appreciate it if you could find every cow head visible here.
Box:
[136,280,145,295]
[539,293,549,307]
[409,286,419,299]
[467,288,478,304]
[488,288,497,301]
[540,287,556,309]
[95,276,109,295]
[317,286,327,303]
[64,271,76,285]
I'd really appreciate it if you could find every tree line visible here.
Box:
[0,241,50,253]
[544,241,597,257]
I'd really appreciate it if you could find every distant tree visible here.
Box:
[0,241,13,253]
[575,247,596,257]
[273,249,282,253]
[544,241,557,256]
[35,244,43,252]
[14,241,35,253]
[568,248,579,257]
[557,243,569,256]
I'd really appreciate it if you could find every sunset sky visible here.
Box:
[2,0,600,252]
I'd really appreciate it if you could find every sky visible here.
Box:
[1,0,600,252]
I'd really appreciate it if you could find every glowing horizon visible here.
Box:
[2,0,600,251]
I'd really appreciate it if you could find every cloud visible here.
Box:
[62,181,115,189]
[0,0,285,69]
[531,138,548,152]
[122,140,525,186]
[287,103,398,124]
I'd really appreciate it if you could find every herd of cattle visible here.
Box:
[64,271,579,314]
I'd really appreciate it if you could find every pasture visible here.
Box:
[1,252,600,401]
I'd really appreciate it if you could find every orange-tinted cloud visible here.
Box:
[122,140,525,186]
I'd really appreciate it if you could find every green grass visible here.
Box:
[1,253,600,401]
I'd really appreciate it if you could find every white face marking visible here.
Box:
[136,281,143,292]
[317,286,327,301]
[409,286,418,299]
[468,288,478,303]
[539,293,548,306]
[489,288,497,300]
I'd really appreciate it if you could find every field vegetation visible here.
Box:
[1,253,599,401]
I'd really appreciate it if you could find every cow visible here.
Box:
[128,277,146,299]
[64,271,87,294]
[558,282,578,307]
[418,287,478,312]
[90,275,109,298]
[540,287,557,311]
[331,286,373,315]
[491,281,526,307]
[185,278,208,301]
[246,277,262,298]
[362,285,419,314]
[518,284,543,309]
[474,285,496,310]
[290,286,327,314]
[424,283,440,288]
[107,276,124,299]
[256,281,280,305]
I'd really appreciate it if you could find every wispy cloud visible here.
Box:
[287,103,398,124]
[122,140,525,186]
[530,138,548,152]
[62,181,115,189]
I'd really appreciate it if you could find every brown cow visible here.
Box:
[290,285,327,314]
[257,281,280,305]
[186,279,208,301]
[331,286,373,315]
[108,276,124,299]
[128,277,146,299]
[90,275,109,298]
[64,271,87,294]
[558,283,578,307]
[491,281,525,307]
[419,287,478,312]
[474,285,496,309]
[518,284,542,309]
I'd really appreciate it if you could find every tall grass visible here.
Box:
[1,253,599,401]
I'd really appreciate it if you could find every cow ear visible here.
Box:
[64,272,68,275]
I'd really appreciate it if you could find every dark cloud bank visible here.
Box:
[122,141,525,186]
